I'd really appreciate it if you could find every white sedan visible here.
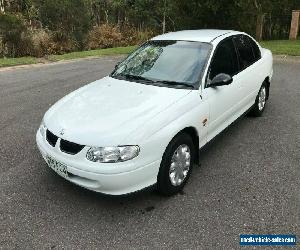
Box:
[36,29,273,196]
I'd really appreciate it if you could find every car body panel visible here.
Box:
[152,29,237,43]
[44,76,192,147]
[36,132,160,195]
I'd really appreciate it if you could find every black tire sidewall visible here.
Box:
[157,133,195,196]
[250,82,267,117]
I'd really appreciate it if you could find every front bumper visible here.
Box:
[36,131,160,195]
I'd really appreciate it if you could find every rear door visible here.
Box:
[233,35,263,110]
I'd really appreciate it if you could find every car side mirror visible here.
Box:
[209,73,233,87]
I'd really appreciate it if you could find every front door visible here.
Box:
[201,37,242,142]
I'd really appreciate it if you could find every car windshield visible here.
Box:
[111,40,212,88]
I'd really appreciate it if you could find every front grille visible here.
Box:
[60,139,84,155]
[46,130,58,147]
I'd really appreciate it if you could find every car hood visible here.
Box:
[44,76,191,146]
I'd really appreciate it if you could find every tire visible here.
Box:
[157,133,195,196]
[249,82,268,117]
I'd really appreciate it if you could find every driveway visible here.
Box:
[0,57,299,249]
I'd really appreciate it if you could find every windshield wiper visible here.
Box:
[113,74,194,89]
[116,74,154,83]
[155,80,195,89]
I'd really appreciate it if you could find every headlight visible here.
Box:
[86,146,140,163]
[39,121,47,137]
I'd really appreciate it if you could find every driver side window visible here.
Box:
[209,38,239,80]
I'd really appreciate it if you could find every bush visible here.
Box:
[0,13,28,57]
[88,24,123,49]
[118,24,139,46]
[30,29,77,56]
[48,31,77,55]
[30,29,51,57]
[0,12,79,57]
[0,14,49,57]
[87,24,154,50]
[0,13,154,58]
[118,24,156,46]
[135,30,156,44]
[38,0,90,51]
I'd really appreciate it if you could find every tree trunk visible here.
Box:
[289,10,300,40]
[105,10,109,24]
[0,0,5,13]
[256,13,265,41]
[168,16,175,31]
[162,0,166,33]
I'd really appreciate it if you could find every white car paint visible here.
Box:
[36,29,273,195]
[43,76,192,147]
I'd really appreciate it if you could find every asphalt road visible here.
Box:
[0,57,299,249]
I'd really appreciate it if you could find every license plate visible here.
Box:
[45,155,68,179]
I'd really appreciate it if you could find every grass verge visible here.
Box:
[0,57,38,67]
[48,46,137,61]
[0,46,137,68]
[260,40,300,56]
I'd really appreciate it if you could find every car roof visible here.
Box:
[151,29,242,43]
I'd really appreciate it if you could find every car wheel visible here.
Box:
[157,133,195,196]
[249,82,268,117]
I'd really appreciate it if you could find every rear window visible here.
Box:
[247,36,261,61]
[233,35,256,70]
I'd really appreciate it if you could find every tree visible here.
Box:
[35,0,91,49]
[1,0,299,57]
[0,13,27,56]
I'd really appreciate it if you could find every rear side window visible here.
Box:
[233,35,256,69]
[209,38,239,80]
[247,36,261,61]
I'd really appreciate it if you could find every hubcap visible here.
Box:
[258,87,266,111]
[169,144,191,186]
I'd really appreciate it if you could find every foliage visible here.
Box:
[88,24,123,49]
[35,0,91,50]
[260,40,300,56]
[0,13,27,57]
[48,45,136,61]
[88,23,154,50]
[0,0,299,58]
[30,28,51,57]
[0,56,37,67]
[48,31,77,55]
[0,45,136,67]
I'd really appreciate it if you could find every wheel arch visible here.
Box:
[264,76,270,100]
[174,126,199,164]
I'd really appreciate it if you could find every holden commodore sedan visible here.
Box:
[36,29,273,196]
